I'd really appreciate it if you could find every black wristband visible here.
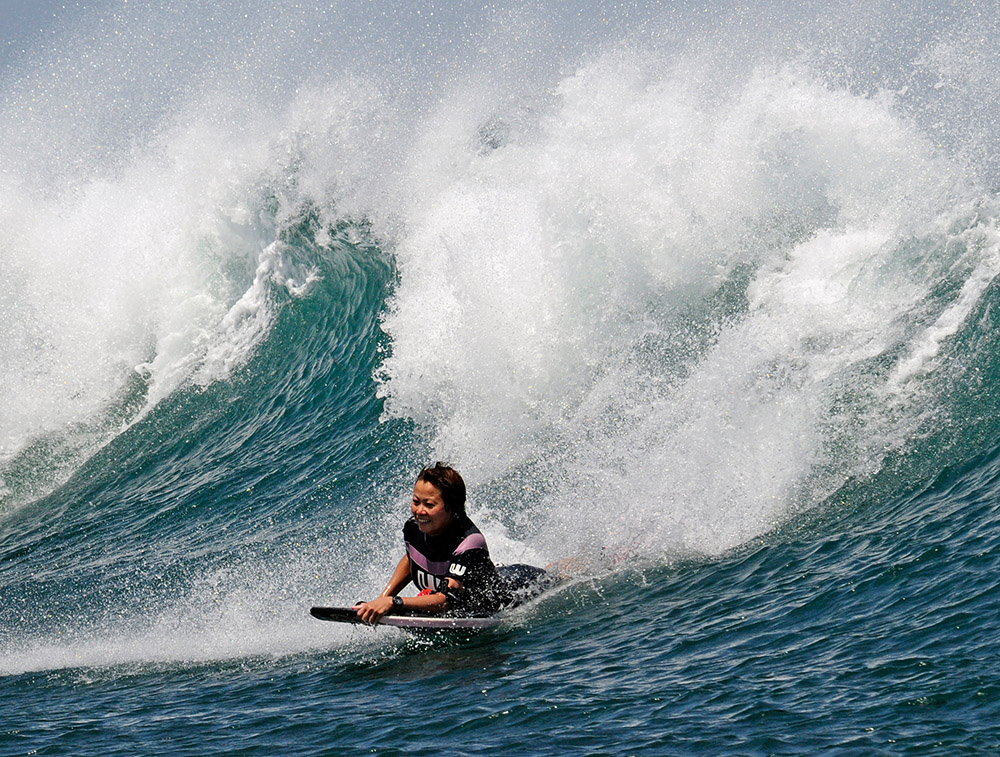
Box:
[438,583,460,602]
[391,596,404,613]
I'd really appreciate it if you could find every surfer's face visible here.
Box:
[411,479,452,536]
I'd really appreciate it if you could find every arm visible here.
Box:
[353,554,411,623]
[354,565,461,624]
[380,554,413,599]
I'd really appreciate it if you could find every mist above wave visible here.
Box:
[3,0,1000,555]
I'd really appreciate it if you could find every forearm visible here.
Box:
[391,586,450,614]
[355,577,459,623]
[354,556,414,624]
[378,555,412,598]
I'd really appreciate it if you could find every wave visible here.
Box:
[378,54,1000,560]
[3,1,1000,591]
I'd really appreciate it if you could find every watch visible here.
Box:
[391,596,404,612]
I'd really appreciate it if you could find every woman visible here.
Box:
[354,463,544,623]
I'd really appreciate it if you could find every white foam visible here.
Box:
[378,55,970,558]
[0,89,337,504]
[3,0,998,579]
[887,217,1000,389]
[0,544,403,676]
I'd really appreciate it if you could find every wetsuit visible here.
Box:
[402,514,512,616]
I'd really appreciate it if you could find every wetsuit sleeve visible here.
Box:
[444,548,512,616]
[446,547,492,583]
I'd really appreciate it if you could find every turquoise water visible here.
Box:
[5,1,1000,754]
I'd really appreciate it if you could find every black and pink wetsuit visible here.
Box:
[402,514,512,616]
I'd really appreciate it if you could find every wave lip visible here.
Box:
[377,53,986,558]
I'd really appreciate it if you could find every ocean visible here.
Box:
[3,1,1000,754]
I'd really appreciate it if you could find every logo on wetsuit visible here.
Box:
[413,567,442,591]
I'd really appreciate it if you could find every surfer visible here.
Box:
[353,463,545,623]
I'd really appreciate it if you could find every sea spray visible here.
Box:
[4,0,1000,676]
[378,53,973,559]
[5,7,1000,754]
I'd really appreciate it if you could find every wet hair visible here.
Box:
[416,463,467,517]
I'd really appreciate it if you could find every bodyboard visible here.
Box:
[310,606,502,630]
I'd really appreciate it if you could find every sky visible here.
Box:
[0,0,99,69]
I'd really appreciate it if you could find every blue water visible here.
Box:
[5,1,1000,754]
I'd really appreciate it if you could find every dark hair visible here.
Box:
[416,463,467,517]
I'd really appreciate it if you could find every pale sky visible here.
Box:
[1,0,100,69]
